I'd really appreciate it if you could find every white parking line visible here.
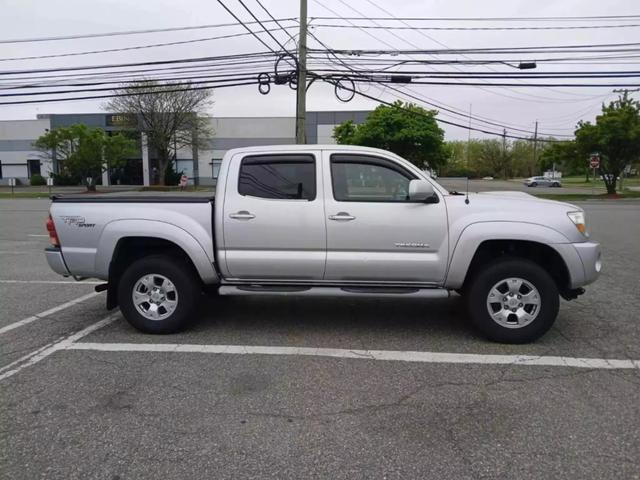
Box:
[0,280,103,285]
[0,314,118,382]
[27,234,49,237]
[0,291,101,336]
[65,343,640,370]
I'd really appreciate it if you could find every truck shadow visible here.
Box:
[188,294,483,347]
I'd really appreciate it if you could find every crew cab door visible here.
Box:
[221,151,326,280]
[322,152,448,284]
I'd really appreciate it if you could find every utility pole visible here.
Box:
[295,0,308,144]
[502,128,507,178]
[466,103,472,168]
[532,120,538,173]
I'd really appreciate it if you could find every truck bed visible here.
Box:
[52,195,215,203]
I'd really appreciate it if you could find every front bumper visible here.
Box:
[45,247,70,276]
[573,241,602,286]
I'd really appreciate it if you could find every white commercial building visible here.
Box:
[0,118,53,184]
[0,111,370,186]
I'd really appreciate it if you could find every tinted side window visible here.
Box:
[331,155,415,202]
[238,155,316,200]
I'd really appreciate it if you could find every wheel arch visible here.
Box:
[99,220,218,309]
[446,222,579,294]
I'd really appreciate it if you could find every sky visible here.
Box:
[0,0,638,140]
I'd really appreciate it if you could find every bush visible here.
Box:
[164,160,182,186]
[30,174,47,186]
[52,171,82,186]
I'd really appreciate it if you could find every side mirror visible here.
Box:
[409,179,435,202]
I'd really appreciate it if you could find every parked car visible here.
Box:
[524,176,562,187]
[600,174,620,182]
[45,145,600,343]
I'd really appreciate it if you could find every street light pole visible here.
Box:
[532,120,538,172]
[295,0,308,144]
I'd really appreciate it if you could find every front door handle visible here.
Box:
[329,212,356,221]
[229,210,256,220]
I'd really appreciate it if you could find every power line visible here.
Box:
[0,74,264,98]
[0,71,269,94]
[0,51,275,76]
[322,74,640,88]
[0,26,298,63]
[307,53,640,66]
[253,0,297,44]
[356,0,623,103]
[309,14,640,22]
[311,22,640,31]
[312,0,601,106]
[0,61,277,89]
[235,0,291,53]
[0,18,297,44]
[0,80,258,106]
[316,74,567,142]
[215,0,281,54]
[306,28,559,137]
[0,56,276,84]
[309,42,640,55]
[307,68,640,78]
[307,22,571,136]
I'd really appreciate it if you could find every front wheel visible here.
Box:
[530,182,537,187]
[118,255,200,334]
[466,258,559,343]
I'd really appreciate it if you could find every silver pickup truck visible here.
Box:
[45,145,601,343]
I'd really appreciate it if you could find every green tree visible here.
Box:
[441,140,479,177]
[574,93,640,194]
[333,101,447,170]
[479,139,512,179]
[35,124,136,191]
[539,140,583,178]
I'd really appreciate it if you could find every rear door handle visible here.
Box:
[229,211,256,220]
[329,212,355,221]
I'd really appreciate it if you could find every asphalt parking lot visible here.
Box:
[1,197,639,479]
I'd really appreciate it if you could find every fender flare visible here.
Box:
[95,219,218,283]
[445,221,577,289]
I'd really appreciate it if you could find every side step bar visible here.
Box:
[218,285,450,299]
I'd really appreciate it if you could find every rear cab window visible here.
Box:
[238,154,316,201]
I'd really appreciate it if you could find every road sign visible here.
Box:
[589,155,600,169]
[46,177,54,186]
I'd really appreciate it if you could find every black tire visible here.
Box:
[118,254,200,334]
[466,257,559,343]
[530,182,537,187]
[552,182,561,188]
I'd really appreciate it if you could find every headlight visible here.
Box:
[567,211,589,237]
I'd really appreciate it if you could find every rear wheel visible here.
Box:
[530,182,538,187]
[118,255,200,334]
[466,258,559,343]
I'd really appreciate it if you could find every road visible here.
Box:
[438,177,607,195]
[1,198,639,479]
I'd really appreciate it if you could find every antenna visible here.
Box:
[465,176,470,205]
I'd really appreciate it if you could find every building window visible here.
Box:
[27,159,41,178]
[175,159,194,178]
[212,158,222,179]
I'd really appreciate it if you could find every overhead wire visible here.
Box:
[0,25,298,63]
[0,18,297,44]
